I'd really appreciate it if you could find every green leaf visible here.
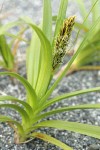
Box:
[52,15,57,22]
[5,32,28,43]
[0,72,37,109]
[32,104,100,124]
[0,95,33,117]
[41,104,100,122]
[21,17,52,99]
[0,35,14,69]
[54,0,68,38]
[92,0,100,22]
[52,0,68,50]
[0,61,5,68]
[0,115,24,134]
[75,0,88,25]
[74,33,100,67]
[74,45,100,67]
[31,132,72,150]
[43,87,100,110]
[27,30,41,89]
[75,22,88,31]
[0,104,30,129]
[74,0,99,49]
[35,120,100,139]
[0,21,21,35]
[42,0,52,42]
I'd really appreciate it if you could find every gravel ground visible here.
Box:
[0,0,100,150]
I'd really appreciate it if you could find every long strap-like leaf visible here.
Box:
[31,132,72,150]
[43,87,100,110]
[0,96,33,117]
[35,120,100,139]
[27,30,41,89]
[0,21,21,35]
[21,17,52,99]
[0,72,37,109]
[52,0,68,49]
[0,35,14,69]
[0,115,24,134]
[91,0,100,23]
[42,0,52,42]
[75,0,88,26]
[0,104,30,129]
[54,0,68,38]
[32,104,100,125]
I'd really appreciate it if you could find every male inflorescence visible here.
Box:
[52,16,75,70]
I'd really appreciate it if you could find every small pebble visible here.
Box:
[88,144,100,150]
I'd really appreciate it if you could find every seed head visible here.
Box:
[52,16,75,70]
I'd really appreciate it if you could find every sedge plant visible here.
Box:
[69,0,100,73]
[0,1,27,71]
[0,32,14,70]
[0,0,100,149]
[0,21,27,71]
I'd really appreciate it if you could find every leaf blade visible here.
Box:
[31,132,72,150]
[0,115,24,134]
[27,30,41,89]
[43,87,100,110]
[0,95,33,117]
[0,104,30,128]
[0,72,37,109]
[0,35,14,69]
[42,0,52,42]
[32,104,100,124]
[0,21,21,35]
[21,17,52,99]
[35,120,100,139]
[54,0,68,38]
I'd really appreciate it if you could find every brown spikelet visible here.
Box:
[52,16,75,70]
